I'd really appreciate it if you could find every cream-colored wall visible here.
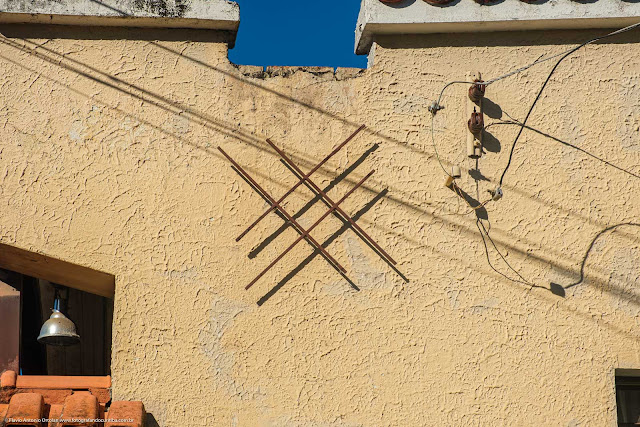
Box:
[0,24,639,426]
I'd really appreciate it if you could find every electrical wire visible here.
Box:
[430,113,452,177]
[428,22,640,288]
[431,112,493,215]
[434,52,587,112]
[431,21,640,183]
[476,219,534,286]
[498,21,640,186]
[486,118,640,180]
[430,68,554,178]
[476,220,526,285]
[434,22,640,112]
[450,182,493,215]
[564,222,640,288]
[431,111,493,215]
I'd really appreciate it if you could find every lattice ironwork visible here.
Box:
[218,125,402,291]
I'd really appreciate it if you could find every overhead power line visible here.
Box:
[498,21,640,186]
[429,21,640,288]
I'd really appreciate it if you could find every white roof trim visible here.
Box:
[0,0,240,32]
[356,0,640,54]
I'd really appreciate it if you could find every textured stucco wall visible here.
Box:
[0,24,639,426]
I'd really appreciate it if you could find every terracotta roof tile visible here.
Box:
[47,404,63,427]
[0,372,142,427]
[17,389,72,406]
[5,392,44,426]
[87,389,110,406]
[105,401,145,427]
[1,371,17,388]
[16,376,111,390]
[58,392,99,426]
[0,403,9,421]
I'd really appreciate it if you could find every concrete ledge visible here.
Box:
[356,0,640,54]
[0,0,239,32]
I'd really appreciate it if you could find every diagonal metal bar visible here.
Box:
[283,162,409,283]
[230,165,355,278]
[246,170,375,290]
[248,145,378,260]
[218,146,346,274]
[236,124,365,242]
[266,139,397,266]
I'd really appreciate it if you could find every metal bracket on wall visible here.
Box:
[466,72,484,159]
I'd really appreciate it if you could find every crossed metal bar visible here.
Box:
[245,170,375,289]
[236,124,366,242]
[265,138,397,266]
[218,146,346,275]
[219,125,400,290]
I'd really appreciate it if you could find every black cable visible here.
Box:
[475,220,527,285]
[564,222,640,288]
[499,22,640,187]
[477,220,534,286]
[487,119,640,181]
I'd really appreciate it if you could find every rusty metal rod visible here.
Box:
[266,139,397,266]
[236,124,365,242]
[246,170,375,290]
[218,146,346,274]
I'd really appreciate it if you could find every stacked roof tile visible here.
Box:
[0,370,145,427]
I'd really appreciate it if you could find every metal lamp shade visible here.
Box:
[37,309,80,346]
